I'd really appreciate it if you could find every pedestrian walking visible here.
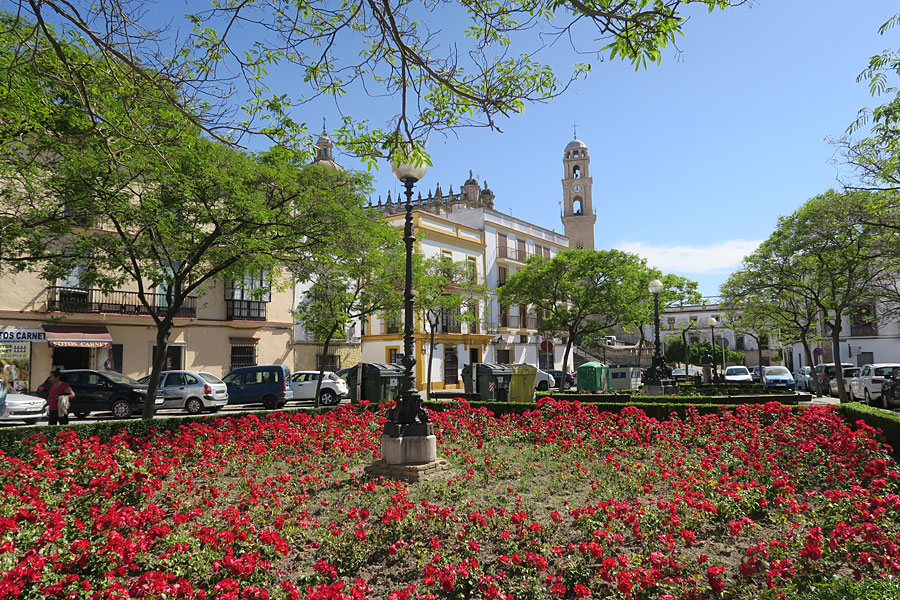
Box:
[47,369,75,426]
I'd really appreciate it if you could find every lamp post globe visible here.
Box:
[646,279,668,386]
[388,151,431,437]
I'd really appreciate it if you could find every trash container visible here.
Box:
[577,362,611,393]
[508,363,538,402]
[461,364,476,394]
[609,366,641,391]
[346,362,405,404]
[472,363,513,402]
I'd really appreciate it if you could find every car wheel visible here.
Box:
[537,381,549,391]
[111,399,133,419]
[262,394,278,410]
[74,412,89,419]
[185,397,203,415]
[320,389,338,406]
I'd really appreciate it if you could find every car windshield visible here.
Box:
[223,373,241,385]
[725,367,748,375]
[764,367,790,376]
[137,375,150,384]
[199,372,224,384]
[672,369,685,375]
[875,366,899,376]
[103,371,140,385]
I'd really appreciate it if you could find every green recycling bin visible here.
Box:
[346,363,405,404]
[472,363,512,402]
[508,363,538,402]
[577,361,611,393]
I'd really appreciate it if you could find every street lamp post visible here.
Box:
[646,279,669,385]
[707,317,719,384]
[387,154,432,438]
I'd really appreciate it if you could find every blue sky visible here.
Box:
[314,1,899,297]
[41,1,900,296]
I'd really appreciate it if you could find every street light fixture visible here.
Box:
[387,152,432,437]
[707,316,719,384]
[645,279,669,385]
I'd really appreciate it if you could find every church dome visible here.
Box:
[565,138,587,150]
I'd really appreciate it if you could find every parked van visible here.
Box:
[222,365,293,409]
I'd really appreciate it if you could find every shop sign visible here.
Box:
[0,328,46,342]
[0,342,32,392]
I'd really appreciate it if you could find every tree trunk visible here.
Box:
[143,321,172,419]
[314,324,339,408]
[562,335,574,393]
[427,325,436,400]
[831,315,847,403]
[800,334,823,396]
[636,324,646,369]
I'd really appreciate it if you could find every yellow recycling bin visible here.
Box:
[507,363,538,402]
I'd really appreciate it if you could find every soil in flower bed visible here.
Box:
[2,400,900,599]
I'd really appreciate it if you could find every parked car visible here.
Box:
[138,370,228,414]
[671,368,701,384]
[762,366,795,390]
[0,392,47,425]
[547,370,575,390]
[849,363,900,405]
[810,363,853,393]
[749,366,761,383]
[829,367,860,398]
[878,367,900,409]
[37,370,163,418]
[793,366,814,391]
[723,366,753,383]
[534,368,556,391]
[222,365,292,409]
[288,371,349,405]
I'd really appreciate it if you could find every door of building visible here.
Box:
[443,347,459,386]
[469,347,480,364]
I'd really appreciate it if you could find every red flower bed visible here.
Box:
[1,400,899,599]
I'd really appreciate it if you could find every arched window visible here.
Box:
[573,165,581,179]
[573,197,583,215]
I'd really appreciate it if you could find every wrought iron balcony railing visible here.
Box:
[48,286,197,318]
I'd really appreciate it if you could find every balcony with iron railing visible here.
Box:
[497,246,533,262]
[47,286,197,318]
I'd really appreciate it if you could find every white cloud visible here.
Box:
[614,240,762,275]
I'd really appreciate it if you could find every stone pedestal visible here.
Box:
[381,434,437,464]
[365,434,449,483]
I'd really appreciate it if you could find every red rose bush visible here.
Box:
[1,400,899,599]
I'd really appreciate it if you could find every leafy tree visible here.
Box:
[0,20,387,417]
[664,337,743,369]
[720,249,828,393]
[498,248,649,391]
[4,1,747,161]
[621,272,701,367]
[414,255,489,399]
[293,217,405,407]
[748,190,899,402]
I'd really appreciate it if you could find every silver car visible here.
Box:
[0,393,47,425]
[139,370,228,414]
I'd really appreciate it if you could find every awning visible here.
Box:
[229,336,259,345]
[42,325,112,348]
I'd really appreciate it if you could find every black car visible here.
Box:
[547,370,575,389]
[37,370,161,419]
[879,367,900,410]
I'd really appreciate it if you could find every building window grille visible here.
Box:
[230,345,256,370]
[316,354,341,371]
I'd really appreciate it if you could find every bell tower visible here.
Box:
[560,137,596,250]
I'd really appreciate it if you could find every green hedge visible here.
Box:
[834,402,900,454]
[674,384,793,396]
[423,400,800,420]
[538,393,799,406]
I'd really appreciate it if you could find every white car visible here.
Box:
[723,366,753,383]
[850,363,900,404]
[0,393,48,425]
[534,368,556,391]
[288,371,349,406]
[793,366,814,391]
